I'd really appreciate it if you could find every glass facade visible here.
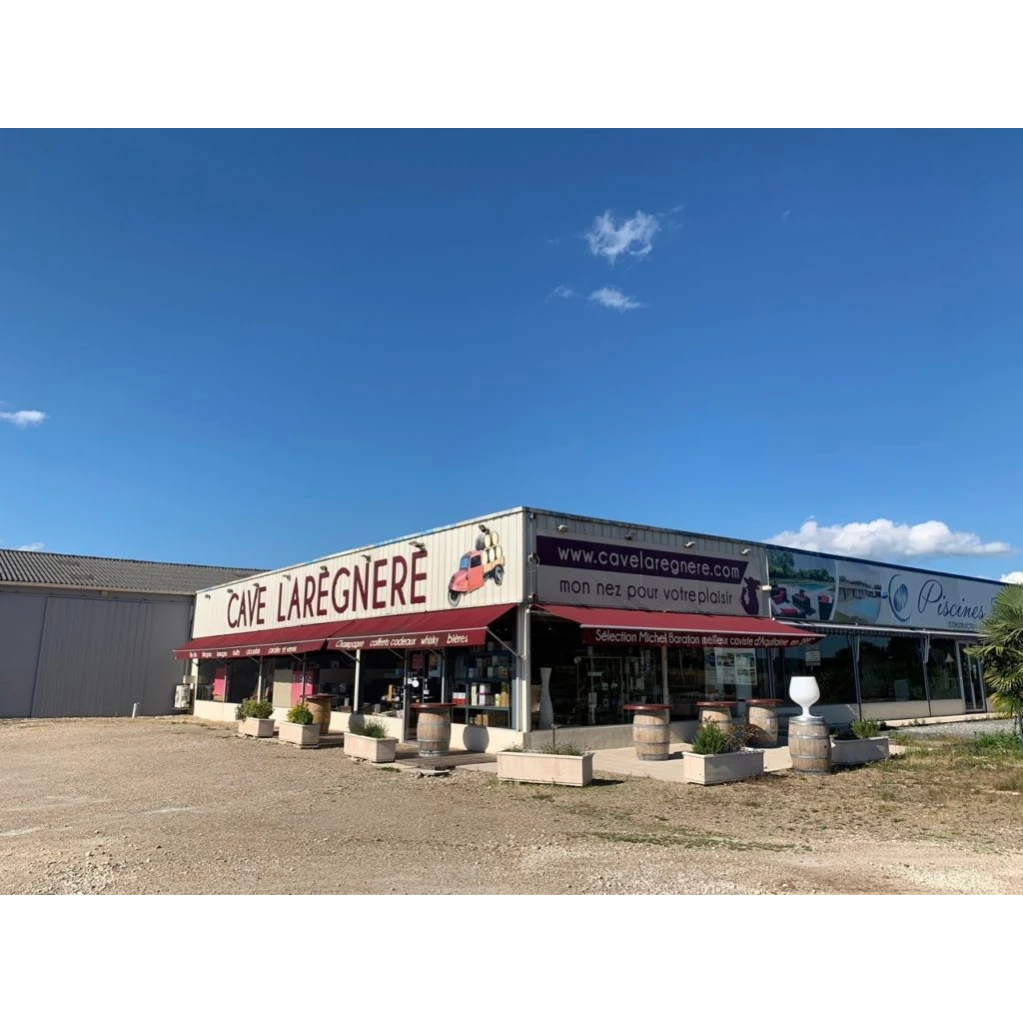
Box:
[926,638,961,700]
[859,634,926,702]
[772,633,857,706]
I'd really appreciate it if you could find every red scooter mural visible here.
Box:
[448,524,505,605]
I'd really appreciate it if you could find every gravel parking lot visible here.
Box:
[2,716,1022,894]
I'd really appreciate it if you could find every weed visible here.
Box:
[597,831,794,853]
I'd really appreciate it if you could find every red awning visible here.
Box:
[534,605,821,649]
[325,604,517,652]
[174,622,336,660]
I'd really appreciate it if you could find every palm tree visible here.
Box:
[967,584,1023,753]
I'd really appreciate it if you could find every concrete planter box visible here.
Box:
[238,717,275,739]
[683,749,764,786]
[497,751,594,787]
[278,722,320,748]
[346,732,398,763]
[832,736,890,765]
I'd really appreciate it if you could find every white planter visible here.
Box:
[278,722,321,748]
[238,717,275,738]
[497,751,594,787]
[831,736,890,765]
[346,732,398,763]
[683,749,765,785]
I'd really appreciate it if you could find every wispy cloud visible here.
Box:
[547,284,577,301]
[546,237,561,246]
[782,210,791,223]
[0,408,47,427]
[17,542,44,552]
[589,287,644,312]
[585,210,660,265]
[1001,572,1023,584]
[766,517,1012,560]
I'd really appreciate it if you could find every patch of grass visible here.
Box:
[531,792,555,801]
[967,732,1022,757]
[376,766,400,773]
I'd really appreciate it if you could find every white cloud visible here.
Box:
[17,542,44,552]
[766,517,1012,560]
[585,209,660,264]
[589,287,644,312]
[1000,572,1023,584]
[0,409,47,427]
[548,284,577,300]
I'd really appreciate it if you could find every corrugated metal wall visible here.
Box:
[0,589,192,718]
[0,592,48,717]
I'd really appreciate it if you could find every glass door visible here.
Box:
[958,644,986,712]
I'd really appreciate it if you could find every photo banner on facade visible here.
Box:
[767,547,1004,632]
[535,534,771,617]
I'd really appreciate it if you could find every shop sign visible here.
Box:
[583,627,818,649]
[329,628,486,651]
[535,534,771,617]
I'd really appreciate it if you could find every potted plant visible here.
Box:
[277,702,320,748]
[831,719,890,765]
[236,698,275,738]
[683,721,764,785]
[345,718,399,764]
[497,743,594,787]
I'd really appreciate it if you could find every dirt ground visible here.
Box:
[2,716,1022,894]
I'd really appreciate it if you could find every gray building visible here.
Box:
[0,549,260,718]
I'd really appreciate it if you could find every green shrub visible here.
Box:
[287,702,314,725]
[968,731,1022,756]
[350,719,388,739]
[851,718,882,739]
[237,698,273,720]
[690,721,741,755]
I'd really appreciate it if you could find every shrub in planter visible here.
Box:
[278,703,320,748]
[236,698,275,738]
[832,718,889,765]
[345,718,398,763]
[497,744,594,787]
[683,721,764,785]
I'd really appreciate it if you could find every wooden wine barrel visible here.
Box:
[745,699,782,747]
[412,703,453,757]
[625,704,670,761]
[788,716,831,775]
[696,701,735,735]
[305,694,333,735]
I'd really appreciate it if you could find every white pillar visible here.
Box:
[518,604,532,733]
[352,649,362,712]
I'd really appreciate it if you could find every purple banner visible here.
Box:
[537,536,748,584]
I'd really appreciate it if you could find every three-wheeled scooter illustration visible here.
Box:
[448,524,505,605]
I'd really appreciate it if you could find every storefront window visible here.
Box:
[773,634,857,705]
[859,634,926,702]
[927,639,961,700]
[667,647,771,719]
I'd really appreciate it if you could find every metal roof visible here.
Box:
[0,548,263,596]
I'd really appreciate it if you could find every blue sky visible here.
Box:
[2,130,1020,579]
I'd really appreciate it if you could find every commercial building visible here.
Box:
[0,549,260,718]
[180,508,1002,751]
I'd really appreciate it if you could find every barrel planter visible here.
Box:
[624,703,671,762]
[745,699,783,747]
[305,694,333,735]
[788,716,832,775]
[411,703,453,757]
[696,701,736,735]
